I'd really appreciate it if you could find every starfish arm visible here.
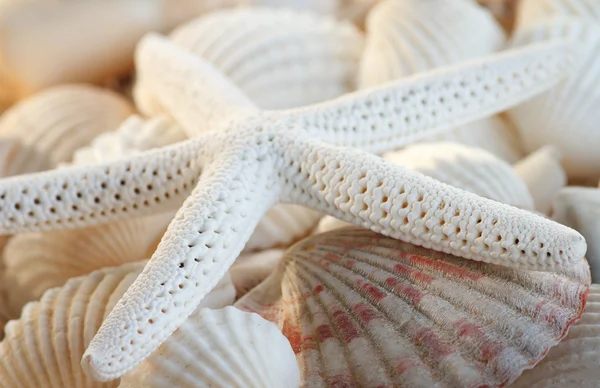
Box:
[83,155,279,381]
[0,138,204,234]
[135,33,257,137]
[279,137,586,270]
[287,40,576,154]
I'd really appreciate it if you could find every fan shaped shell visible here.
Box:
[166,7,363,110]
[383,142,534,209]
[509,18,600,181]
[118,306,300,388]
[0,84,133,176]
[237,227,590,387]
[512,284,600,387]
[517,0,600,29]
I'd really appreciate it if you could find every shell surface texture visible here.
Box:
[0,33,584,380]
[236,227,590,388]
[517,0,600,29]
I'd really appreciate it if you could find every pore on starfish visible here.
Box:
[0,33,585,381]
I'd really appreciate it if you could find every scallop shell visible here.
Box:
[358,0,505,86]
[0,262,234,388]
[165,7,363,110]
[512,284,600,387]
[514,146,566,215]
[118,306,300,388]
[517,0,600,29]
[0,84,133,176]
[2,212,173,316]
[236,227,590,387]
[383,142,534,209]
[552,187,600,282]
[508,18,600,181]
[231,249,284,298]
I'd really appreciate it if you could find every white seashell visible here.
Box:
[237,227,590,387]
[512,283,600,387]
[246,0,337,14]
[315,215,352,234]
[517,0,600,29]
[230,249,284,298]
[383,142,534,209]
[166,7,363,110]
[2,212,173,316]
[358,0,505,86]
[0,262,234,388]
[0,84,133,176]
[509,18,600,181]
[514,146,566,215]
[552,187,600,282]
[118,306,300,388]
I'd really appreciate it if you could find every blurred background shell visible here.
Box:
[509,18,600,182]
[230,249,284,298]
[119,307,299,388]
[0,84,133,176]
[512,284,600,387]
[237,227,590,387]
[517,0,600,29]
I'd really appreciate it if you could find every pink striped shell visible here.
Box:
[236,227,590,388]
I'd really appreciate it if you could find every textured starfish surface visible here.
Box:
[0,34,585,380]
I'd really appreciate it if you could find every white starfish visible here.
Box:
[0,34,585,380]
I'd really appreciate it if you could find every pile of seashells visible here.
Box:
[0,0,598,386]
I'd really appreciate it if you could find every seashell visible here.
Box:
[0,84,133,176]
[0,0,241,105]
[315,215,352,234]
[236,227,590,387]
[2,212,174,316]
[552,187,600,282]
[512,283,600,387]
[517,0,600,29]
[358,0,505,86]
[0,262,234,388]
[508,18,600,181]
[118,306,300,388]
[165,7,363,110]
[230,249,284,298]
[383,142,535,209]
[246,0,338,14]
[514,146,566,215]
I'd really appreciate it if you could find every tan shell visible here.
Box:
[0,84,133,176]
[0,262,234,388]
[517,0,600,29]
[512,284,600,387]
[237,227,590,387]
[230,249,284,298]
[118,307,299,388]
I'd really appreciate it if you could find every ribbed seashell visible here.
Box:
[0,263,234,388]
[315,215,352,234]
[358,0,505,86]
[514,146,566,215]
[230,249,284,298]
[165,7,363,110]
[2,212,173,316]
[552,187,600,282]
[517,0,600,29]
[512,283,600,387]
[383,142,535,209]
[0,84,133,176]
[236,227,590,387]
[118,306,299,388]
[509,18,600,181]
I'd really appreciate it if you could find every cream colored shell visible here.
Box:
[230,249,284,297]
[517,0,600,29]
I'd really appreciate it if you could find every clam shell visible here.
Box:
[118,306,300,388]
[167,7,363,110]
[508,18,600,181]
[0,84,133,176]
[231,249,284,298]
[383,142,534,209]
[514,146,566,215]
[237,227,590,387]
[552,187,600,282]
[358,0,504,86]
[512,284,600,387]
[2,212,173,316]
[517,0,600,29]
[0,263,234,388]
